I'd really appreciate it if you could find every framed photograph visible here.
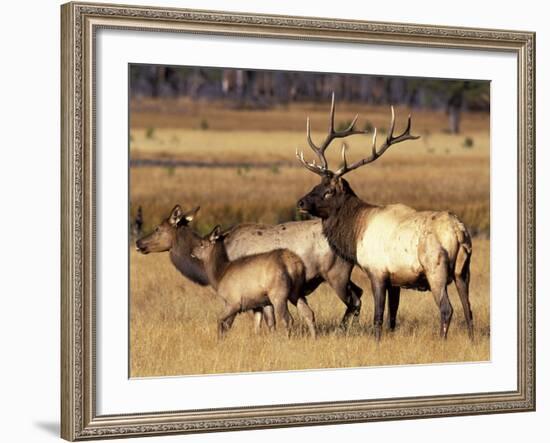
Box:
[61,1,535,440]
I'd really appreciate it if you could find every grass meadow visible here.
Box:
[129,98,490,377]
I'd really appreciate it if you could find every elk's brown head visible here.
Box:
[296,93,419,219]
[190,225,223,262]
[136,205,200,254]
[298,175,356,219]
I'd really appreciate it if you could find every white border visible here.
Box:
[96,29,517,415]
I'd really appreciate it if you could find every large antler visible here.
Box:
[333,106,420,178]
[296,92,367,176]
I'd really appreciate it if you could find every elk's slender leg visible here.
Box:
[296,297,316,338]
[455,265,474,340]
[218,304,240,339]
[349,281,364,316]
[420,239,454,339]
[437,287,453,338]
[387,286,401,331]
[262,305,276,332]
[253,308,263,334]
[325,267,362,329]
[222,314,237,330]
[271,296,293,337]
[370,276,387,341]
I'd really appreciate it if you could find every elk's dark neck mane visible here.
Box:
[169,226,210,286]
[202,241,230,290]
[322,192,374,264]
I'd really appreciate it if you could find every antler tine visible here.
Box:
[387,105,396,143]
[341,143,348,171]
[345,114,359,132]
[334,107,420,179]
[329,91,336,133]
[306,116,328,169]
[404,113,412,134]
[371,127,378,158]
[306,117,313,148]
[393,114,420,143]
[296,148,326,176]
[388,109,420,143]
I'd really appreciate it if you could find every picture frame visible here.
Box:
[61,1,536,440]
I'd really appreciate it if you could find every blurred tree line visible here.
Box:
[130,65,489,134]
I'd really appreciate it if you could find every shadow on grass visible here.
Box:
[292,316,490,341]
[290,318,379,339]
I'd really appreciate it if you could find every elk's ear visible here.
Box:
[330,177,342,191]
[183,206,200,222]
[168,205,184,226]
[209,225,222,242]
[334,177,352,193]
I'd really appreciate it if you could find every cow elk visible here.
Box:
[135,205,274,332]
[296,93,473,341]
[136,204,363,332]
[191,225,316,338]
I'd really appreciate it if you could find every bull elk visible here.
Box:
[191,226,315,338]
[296,93,473,341]
[135,204,363,332]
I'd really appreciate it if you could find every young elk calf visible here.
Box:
[191,226,316,339]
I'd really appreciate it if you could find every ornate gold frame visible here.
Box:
[61,2,536,440]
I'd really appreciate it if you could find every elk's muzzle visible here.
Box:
[135,239,148,254]
[298,197,315,215]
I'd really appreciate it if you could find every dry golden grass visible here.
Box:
[129,101,490,377]
[130,103,489,234]
[130,99,489,164]
[131,128,487,164]
[130,153,490,236]
[130,238,489,377]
